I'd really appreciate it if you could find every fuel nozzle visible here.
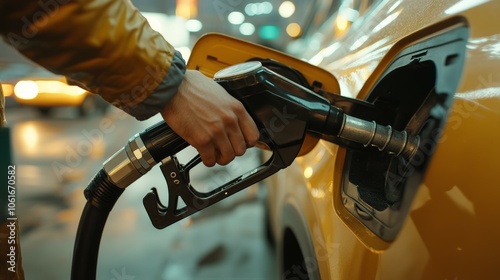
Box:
[214,61,419,161]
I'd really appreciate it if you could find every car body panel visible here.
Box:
[12,78,88,107]
[269,0,500,279]
[0,62,90,108]
[17,93,87,107]
[188,0,500,277]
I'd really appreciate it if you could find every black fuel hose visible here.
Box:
[71,169,124,280]
[72,122,186,280]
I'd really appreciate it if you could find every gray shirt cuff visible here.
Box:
[123,51,186,120]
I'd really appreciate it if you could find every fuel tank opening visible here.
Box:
[348,60,438,211]
[339,21,468,242]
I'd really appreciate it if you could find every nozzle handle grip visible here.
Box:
[139,121,189,162]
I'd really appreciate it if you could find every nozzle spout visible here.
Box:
[338,115,419,160]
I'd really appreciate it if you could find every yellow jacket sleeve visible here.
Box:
[0,0,185,120]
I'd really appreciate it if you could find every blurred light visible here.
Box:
[186,19,202,32]
[373,10,401,33]
[445,0,490,14]
[260,2,273,14]
[304,167,313,178]
[309,42,341,65]
[245,2,273,16]
[336,16,348,31]
[340,8,359,22]
[13,80,87,99]
[259,25,280,40]
[176,0,198,19]
[239,23,255,35]
[245,3,259,16]
[20,123,39,153]
[311,188,325,198]
[14,80,38,100]
[228,11,245,25]
[387,0,403,13]
[66,85,86,95]
[37,81,86,95]
[279,1,295,18]
[286,22,301,37]
[1,83,14,97]
[484,41,500,58]
[177,46,192,61]
[350,35,369,51]
[142,12,189,47]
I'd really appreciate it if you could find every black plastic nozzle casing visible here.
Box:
[215,64,344,166]
[139,121,190,163]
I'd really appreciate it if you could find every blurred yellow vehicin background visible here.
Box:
[1,62,106,117]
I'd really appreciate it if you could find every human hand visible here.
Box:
[161,70,259,167]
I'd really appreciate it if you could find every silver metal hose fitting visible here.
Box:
[338,115,420,160]
[103,134,157,189]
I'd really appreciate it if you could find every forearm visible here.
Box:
[123,51,186,120]
[0,0,182,119]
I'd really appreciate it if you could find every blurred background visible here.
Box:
[0,0,362,279]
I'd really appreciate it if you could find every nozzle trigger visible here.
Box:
[143,155,196,229]
[142,152,280,229]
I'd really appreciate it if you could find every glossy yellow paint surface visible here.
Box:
[188,33,341,90]
[188,1,500,277]
[280,0,500,279]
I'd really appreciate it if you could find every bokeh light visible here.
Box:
[279,1,295,18]
[239,22,256,35]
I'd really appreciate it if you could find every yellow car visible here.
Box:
[188,0,500,279]
[0,62,107,117]
[177,0,500,280]
[264,0,500,279]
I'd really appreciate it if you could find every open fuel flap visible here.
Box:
[337,17,469,243]
[187,33,342,156]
